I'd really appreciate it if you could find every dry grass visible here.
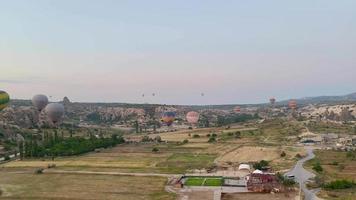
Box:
[217,146,280,163]
[0,169,175,200]
[222,192,298,200]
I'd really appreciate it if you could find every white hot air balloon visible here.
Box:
[186,111,200,124]
[32,94,49,111]
[45,103,65,125]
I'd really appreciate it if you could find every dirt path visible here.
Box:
[43,169,179,177]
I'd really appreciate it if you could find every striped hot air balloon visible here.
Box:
[233,106,241,113]
[162,111,176,126]
[288,100,297,110]
[0,90,10,111]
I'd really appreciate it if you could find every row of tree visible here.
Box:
[23,133,124,158]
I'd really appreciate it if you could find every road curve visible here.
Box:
[285,147,322,200]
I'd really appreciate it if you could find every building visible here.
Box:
[247,173,279,192]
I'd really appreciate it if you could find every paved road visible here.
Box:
[285,147,321,200]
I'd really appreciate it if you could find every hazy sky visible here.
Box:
[1,0,355,105]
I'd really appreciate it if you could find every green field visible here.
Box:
[184,177,223,186]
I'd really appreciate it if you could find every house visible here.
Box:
[247,173,279,192]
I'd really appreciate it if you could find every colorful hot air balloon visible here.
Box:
[186,111,200,124]
[45,103,65,124]
[0,90,10,111]
[162,111,175,126]
[288,100,297,110]
[233,106,241,113]
[269,97,276,105]
[32,94,49,111]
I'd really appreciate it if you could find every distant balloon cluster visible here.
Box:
[32,94,65,126]
[0,89,302,129]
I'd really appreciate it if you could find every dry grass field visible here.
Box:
[0,169,174,200]
[305,150,356,200]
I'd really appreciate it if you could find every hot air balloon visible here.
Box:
[233,106,241,113]
[186,111,200,124]
[269,97,276,106]
[288,100,297,110]
[45,103,65,124]
[162,111,175,126]
[32,94,49,111]
[0,90,10,111]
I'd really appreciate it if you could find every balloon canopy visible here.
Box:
[288,100,297,109]
[233,106,241,113]
[0,90,10,111]
[162,111,176,126]
[32,94,49,111]
[186,111,200,124]
[45,103,65,124]
[269,97,276,105]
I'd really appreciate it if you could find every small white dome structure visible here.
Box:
[252,169,263,174]
[238,164,251,171]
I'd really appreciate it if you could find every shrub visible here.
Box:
[206,134,211,137]
[193,134,200,138]
[313,162,323,173]
[227,132,234,136]
[211,133,217,137]
[208,137,216,143]
[323,179,355,190]
[253,160,269,170]
[182,139,189,144]
[35,168,44,174]
[152,147,159,153]
[280,151,286,157]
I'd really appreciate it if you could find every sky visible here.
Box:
[0,0,355,105]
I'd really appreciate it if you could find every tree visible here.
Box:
[134,120,139,133]
[253,160,269,170]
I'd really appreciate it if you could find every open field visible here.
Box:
[0,169,175,200]
[0,121,306,200]
[305,150,356,200]
[222,192,298,200]
[3,143,217,174]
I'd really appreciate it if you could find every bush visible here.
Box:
[276,173,296,187]
[193,134,200,138]
[206,134,211,137]
[227,132,233,136]
[313,162,323,173]
[211,133,217,138]
[208,137,216,143]
[152,147,159,153]
[182,139,189,144]
[323,179,355,190]
[280,151,286,157]
[331,161,338,166]
[35,168,44,174]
